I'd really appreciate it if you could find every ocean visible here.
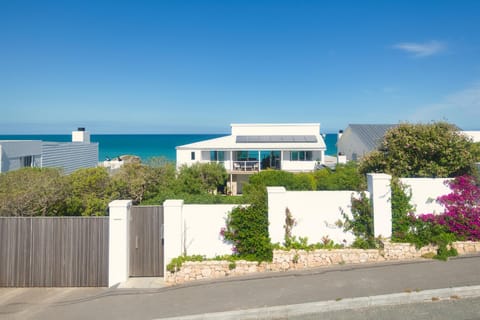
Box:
[0,133,338,162]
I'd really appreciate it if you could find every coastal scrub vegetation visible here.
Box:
[0,159,237,216]
[359,122,478,178]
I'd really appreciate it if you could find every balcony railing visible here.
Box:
[232,161,260,172]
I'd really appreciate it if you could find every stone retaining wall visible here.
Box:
[165,241,480,285]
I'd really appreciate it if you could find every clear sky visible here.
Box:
[1,1,479,134]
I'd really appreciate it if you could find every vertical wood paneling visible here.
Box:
[129,206,164,277]
[0,217,108,287]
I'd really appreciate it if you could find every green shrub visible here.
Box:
[342,192,378,249]
[221,204,273,262]
[166,255,205,273]
[314,162,366,191]
[391,178,414,241]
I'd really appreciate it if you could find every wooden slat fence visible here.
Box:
[0,217,109,287]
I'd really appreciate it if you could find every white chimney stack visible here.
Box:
[72,127,90,143]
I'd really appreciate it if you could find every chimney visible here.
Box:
[338,129,343,140]
[72,127,90,143]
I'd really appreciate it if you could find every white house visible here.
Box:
[0,128,98,174]
[176,123,327,194]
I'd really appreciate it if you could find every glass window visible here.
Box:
[291,151,299,161]
[210,151,224,161]
[191,152,195,160]
[290,151,313,161]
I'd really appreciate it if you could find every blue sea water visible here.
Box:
[0,133,338,162]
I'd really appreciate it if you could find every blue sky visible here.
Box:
[1,1,480,134]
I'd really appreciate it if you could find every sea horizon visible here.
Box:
[0,133,339,162]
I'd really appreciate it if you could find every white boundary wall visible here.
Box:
[268,187,360,246]
[182,204,240,257]
[163,202,240,274]
[399,178,451,215]
[108,175,456,286]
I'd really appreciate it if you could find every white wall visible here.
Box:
[108,200,132,287]
[176,149,205,168]
[368,173,392,238]
[462,131,480,143]
[182,204,239,257]
[281,160,317,172]
[268,187,359,246]
[400,178,451,215]
[163,202,241,267]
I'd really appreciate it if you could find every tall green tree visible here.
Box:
[359,122,477,178]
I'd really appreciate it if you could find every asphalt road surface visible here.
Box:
[1,255,480,319]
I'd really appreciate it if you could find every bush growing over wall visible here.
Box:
[221,204,273,262]
[314,162,366,191]
[391,178,414,241]
[342,192,377,249]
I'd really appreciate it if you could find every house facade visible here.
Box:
[0,128,98,174]
[176,123,326,194]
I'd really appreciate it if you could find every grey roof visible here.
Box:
[236,135,318,143]
[347,124,397,150]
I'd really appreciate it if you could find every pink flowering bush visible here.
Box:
[416,175,480,241]
[436,175,480,240]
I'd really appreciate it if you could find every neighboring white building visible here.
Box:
[176,123,326,194]
[0,128,98,174]
[337,124,397,161]
[0,140,42,173]
[462,131,480,143]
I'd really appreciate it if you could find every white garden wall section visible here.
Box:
[163,201,239,276]
[399,178,451,215]
[268,187,360,246]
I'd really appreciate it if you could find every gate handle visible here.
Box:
[135,236,139,249]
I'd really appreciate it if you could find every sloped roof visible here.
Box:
[176,134,326,150]
[347,124,397,150]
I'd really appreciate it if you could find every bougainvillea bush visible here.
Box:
[417,175,480,241]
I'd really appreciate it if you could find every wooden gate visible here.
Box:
[129,206,164,277]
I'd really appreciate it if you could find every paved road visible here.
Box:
[289,296,480,320]
[1,255,480,319]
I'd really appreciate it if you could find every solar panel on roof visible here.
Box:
[236,135,317,143]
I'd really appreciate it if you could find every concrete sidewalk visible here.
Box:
[1,254,480,319]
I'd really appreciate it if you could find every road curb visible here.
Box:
[155,285,480,320]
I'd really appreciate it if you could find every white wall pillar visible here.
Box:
[367,173,392,238]
[267,187,288,245]
[163,199,184,275]
[108,200,132,287]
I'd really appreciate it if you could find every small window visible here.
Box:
[191,152,195,160]
[22,156,33,168]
